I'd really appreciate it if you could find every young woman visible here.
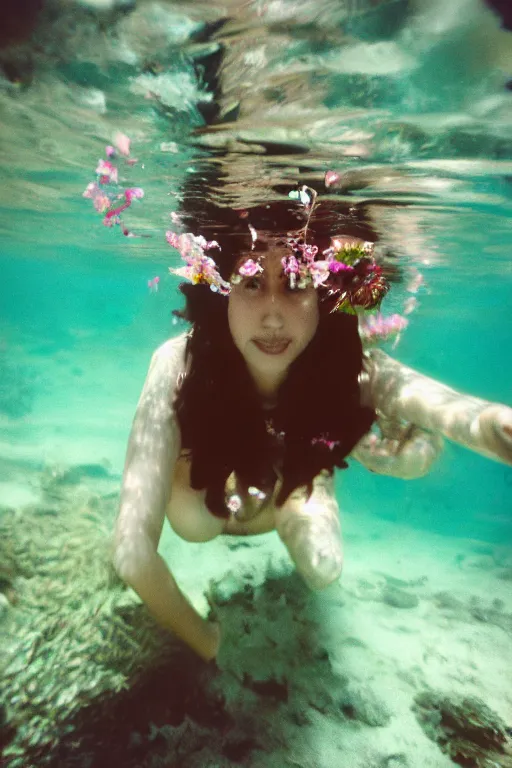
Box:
[112,196,512,662]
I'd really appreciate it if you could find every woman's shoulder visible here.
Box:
[140,333,189,399]
[152,332,189,368]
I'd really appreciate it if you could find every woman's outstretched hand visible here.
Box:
[352,419,443,479]
[363,350,512,466]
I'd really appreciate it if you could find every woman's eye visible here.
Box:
[244,277,261,290]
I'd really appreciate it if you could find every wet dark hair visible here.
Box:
[173,198,377,518]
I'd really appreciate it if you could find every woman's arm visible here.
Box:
[361,349,512,466]
[112,335,219,661]
[275,471,343,591]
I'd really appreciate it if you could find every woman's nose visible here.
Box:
[261,292,285,328]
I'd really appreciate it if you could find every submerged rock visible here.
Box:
[41,462,113,488]
[379,755,408,768]
[339,683,392,727]
[382,585,419,609]
[413,691,512,767]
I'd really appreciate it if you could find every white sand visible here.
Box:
[154,502,512,767]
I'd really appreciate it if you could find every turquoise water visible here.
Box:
[2,212,511,541]
[0,0,511,545]
[1,1,512,765]
[2,203,511,537]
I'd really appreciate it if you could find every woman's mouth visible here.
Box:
[253,338,291,355]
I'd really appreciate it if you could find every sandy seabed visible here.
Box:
[0,453,511,768]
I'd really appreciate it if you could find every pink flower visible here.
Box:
[239,259,263,277]
[93,194,111,213]
[328,261,353,274]
[359,313,408,344]
[148,276,160,292]
[95,159,118,184]
[125,187,144,202]
[85,144,146,238]
[103,200,130,221]
[309,261,330,287]
[115,132,131,157]
[175,265,195,279]
[312,435,340,450]
[166,231,180,248]
[301,244,318,262]
[194,235,220,251]
[166,232,220,259]
[83,182,99,198]
[103,215,118,228]
[282,255,299,275]
[167,231,230,295]
[324,170,341,188]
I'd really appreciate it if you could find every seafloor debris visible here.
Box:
[412,691,512,768]
[381,584,419,609]
[39,460,116,501]
[338,682,392,727]
[433,590,512,635]
[0,489,252,768]
[378,756,408,768]
[0,472,307,767]
[4,468,509,768]
[0,478,359,767]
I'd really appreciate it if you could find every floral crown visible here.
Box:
[166,185,391,316]
[82,143,410,346]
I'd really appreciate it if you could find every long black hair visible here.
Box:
[172,197,377,517]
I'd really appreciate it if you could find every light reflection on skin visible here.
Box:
[228,249,319,401]
[113,275,512,660]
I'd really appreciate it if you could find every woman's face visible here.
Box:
[228,249,319,396]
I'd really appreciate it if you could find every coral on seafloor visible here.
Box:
[0,489,243,768]
[3,462,510,768]
[0,465,314,768]
[0,465,393,768]
[412,691,512,768]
